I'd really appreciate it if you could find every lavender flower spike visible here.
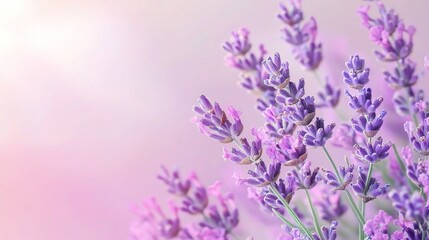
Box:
[263,52,290,89]
[157,166,191,196]
[342,55,370,89]
[299,117,335,147]
[317,80,341,108]
[345,88,383,114]
[263,176,296,209]
[244,161,281,187]
[351,167,390,203]
[286,96,316,126]
[404,119,429,156]
[290,161,321,189]
[351,111,387,138]
[323,164,354,190]
[354,137,391,164]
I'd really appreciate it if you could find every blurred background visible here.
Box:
[0,0,428,239]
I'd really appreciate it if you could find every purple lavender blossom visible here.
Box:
[384,60,418,89]
[181,178,209,215]
[243,161,281,187]
[266,135,308,166]
[298,117,335,147]
[351,166,390,203]
[285,96,316,126]
[345,88,383,114]
[342,55,370,89]
[323,164,354,191]
[222,133,262,164]
[278,2,322,70]
[389,189,428,224]
[354,137,391,164]
[157,166,191,196]
[263,177,296,209]
[330,124,365,151]
[263,52,290,89]
[275,78,305,105]
[314,188,347,222]
[290,161,321,189]
[363,210,393,240]
[130,198,181,239]
[263,105,297,138]
[316,80,341,108]
[351,111,387,138]
[404,119,429,156]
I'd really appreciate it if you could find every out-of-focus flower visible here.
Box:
[316,80,341,108]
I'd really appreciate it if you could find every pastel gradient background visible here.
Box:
[0,0,428,239]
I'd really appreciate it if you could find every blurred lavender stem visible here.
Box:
[304,188,323,238]
[322,146,365,226]
[269,184,314,239]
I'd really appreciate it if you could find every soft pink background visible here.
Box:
[0,0,428,239]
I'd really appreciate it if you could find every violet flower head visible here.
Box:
[342,55,370,89]
[181,177,209,215]
[290,161,321,189]
[222,27,251,56]
[267,135,308,166]
[323,164,354,191]
[130,198,181,240]
[263,105,297,138]
[243,161,281,187]
[351,166,390,203]
[393,90,426,116]
[193,95,243,143]
[294,41,323,71]
[404,119,429,156]
[314,188,347,222]
[286,96,316,126]
[222,133,262,165]
[384,60,418,89]
[316,80,341,108]
[389,189,428,224]
[351,111,387,138]
[345,87,383,114]
[263,177,296,209]
[275,78,305,105]
[157,166,191,196]
[354,137,391,164]
[298,117,335,147]
[373,23,415,62]
[331,124,364,151]
[363,210,393,240]
[263,52,290,89]
[278,1,303,26]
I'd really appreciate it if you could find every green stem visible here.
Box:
[392,144,419,192]
[304,188,323,239]
[322,146,365,225]
[270,185,314,240]
[272,208,297,228]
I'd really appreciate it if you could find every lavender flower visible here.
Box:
[350,111,387,138]
[404,119,429,156]
[222,134,262,164]
[266,135,308,166]
[157,166,191,196]
[263,52,290,89]
[351,166,390,203]
[330,124,364,151]
[263,177,296,209]
[314,188,347,222]
[354,137,391,164]
[275,78,305,105]
[263,106,297,138]
[363,210,393,240]
[389,189,428,224]
[323,164,354,190]
[290,161,321,189]
[181,179,209,215]
[278,2,322,70]
[342,55,370,89]
[384,60,418,89]
[298,117,335,147]
[345,88,383,114]
[242,161,281,187]
[316,80,341,108]
[286,96,316,126]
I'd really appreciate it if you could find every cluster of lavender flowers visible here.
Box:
[134,0,429,239]
[130,167,239,239]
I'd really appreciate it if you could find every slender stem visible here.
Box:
[304,188,323,239]
[270,185,314,240]
[322,146,365,225]
[359,199,365,240]
[272,208,297,228]
[392,144,419,192]
[359,163,374,240]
